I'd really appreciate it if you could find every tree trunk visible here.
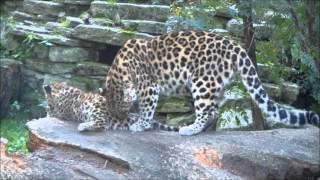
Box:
[239,0,266,130]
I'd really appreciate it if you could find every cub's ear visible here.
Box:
[43,85,52,95]
[98,87,106,95]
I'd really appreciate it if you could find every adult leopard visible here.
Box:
[105,31,319,136]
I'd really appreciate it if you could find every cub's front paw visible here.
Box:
[78,122,94,132]
[129,122,146,132]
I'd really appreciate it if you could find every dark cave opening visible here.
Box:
[98,44,122,65]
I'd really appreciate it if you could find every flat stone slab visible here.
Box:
[53,0,94,5]
[72,24,154,46]
[27,117,320,179]
[91,1,170,22]
[22,0,65,17]
[9,24,103,48]
[122,20,166,34]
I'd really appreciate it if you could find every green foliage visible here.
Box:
[0,96,47,154]
[0,117,29,154]
[217,105,249,128]
[253,1,320,104]
[106,0,117,6]
[1,31,52,60]
[169,0,236,31]
[58,20,71,28]
[119,28,137,36]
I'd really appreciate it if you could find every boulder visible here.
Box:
[0,58,22,118]
[71,24,154,46]
[90,1,170,22]
[26,117,320,179]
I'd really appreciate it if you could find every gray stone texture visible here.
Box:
[48,46,95,62]
[26,117,320,180]
[72,24,154,46]
[90,1,170,22]
[122,20,166,34]
[22,0,66,17]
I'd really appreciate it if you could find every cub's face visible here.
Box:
[42,82,78,117]
[105,79,136,120]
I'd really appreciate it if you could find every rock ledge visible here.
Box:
[26,117,320,179]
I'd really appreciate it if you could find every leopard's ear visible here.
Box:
[43,85,52,95]
[98,87,106,96]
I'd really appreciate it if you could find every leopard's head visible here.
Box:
[105,71,136,120]
[42,82,80,117]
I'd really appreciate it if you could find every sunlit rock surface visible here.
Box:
[71,24,154,46]
[90,1,170,22]
[24,117,320,180]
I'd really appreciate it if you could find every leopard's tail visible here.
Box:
[152,122,179,132]
[235,50,320,128]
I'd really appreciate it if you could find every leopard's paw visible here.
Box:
[179,125,202,136]
[78,122,94,132]
[129,122,146,132]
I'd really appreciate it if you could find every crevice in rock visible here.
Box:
[98,44,121,65]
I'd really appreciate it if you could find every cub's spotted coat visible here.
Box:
[43,83,178,132]
[105,31,320,136]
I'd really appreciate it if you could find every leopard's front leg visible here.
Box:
[129,83,160,132]
[78,113,106,132]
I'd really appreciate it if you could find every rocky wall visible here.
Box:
[1,0,301,128]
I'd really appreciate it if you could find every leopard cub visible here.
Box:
[43,82,178,132]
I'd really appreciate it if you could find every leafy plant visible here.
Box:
[58,20,71,28]
[0,118,29,154]
[217,105,250,128]
[119,28,137,36]
[106,0,117,6]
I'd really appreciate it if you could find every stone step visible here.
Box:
[121,20,166,35]
[71,24,154,46]
[24,58,109,76]
[9,23,103,48]
[21,0,89,21]
[52,0,94,5]
[90,1,170,22]
[22,68,105,91]
[100,0,173,5]
[22,0,65,17]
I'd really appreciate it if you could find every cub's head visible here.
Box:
[42,82,80,116]
[105,72,137,120]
